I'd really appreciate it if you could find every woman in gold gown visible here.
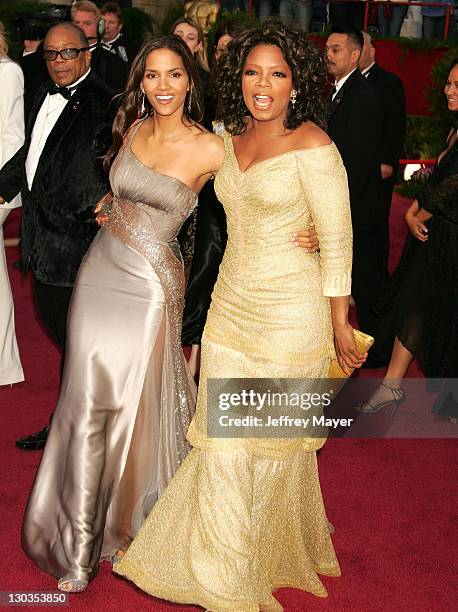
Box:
[115,23,365,610]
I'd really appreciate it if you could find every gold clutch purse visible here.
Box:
[328,329,374,379]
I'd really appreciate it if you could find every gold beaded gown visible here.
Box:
[115,132,353,610]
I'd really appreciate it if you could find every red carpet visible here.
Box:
[0,195,456,610]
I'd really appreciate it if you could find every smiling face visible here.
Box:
[241,44,293,123]
[444,64,458,111]
[173,22,201,55]
[142,48,189,118]
[44,24,91,87]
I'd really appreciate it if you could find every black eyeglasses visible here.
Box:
[43,47,89,61]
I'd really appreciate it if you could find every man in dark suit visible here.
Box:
[101,1,139,64]
[360,31,407,269]
[71,0,128,93]
[325,26,384,338]
[20,3,128,119]
[0,23,113,449]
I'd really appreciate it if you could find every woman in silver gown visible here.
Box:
[22,36,224,593]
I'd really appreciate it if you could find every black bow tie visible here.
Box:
[48,83,77,99]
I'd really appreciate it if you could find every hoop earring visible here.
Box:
[290,89,297,109]
[140,92,146,116]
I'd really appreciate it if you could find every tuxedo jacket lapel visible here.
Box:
[327,70,360,120]
[327,88,345,116]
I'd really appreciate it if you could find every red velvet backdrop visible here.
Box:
[310,36,447,116]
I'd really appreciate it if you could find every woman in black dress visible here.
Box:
[360,61,458,419]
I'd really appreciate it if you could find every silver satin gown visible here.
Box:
[22,122,197,583]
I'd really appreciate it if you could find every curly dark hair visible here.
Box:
[215,20,327,135]
[208,20,249,73]
[103,35,203,172]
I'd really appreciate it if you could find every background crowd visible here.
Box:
[0,0,457,607]
[0,1,456,428]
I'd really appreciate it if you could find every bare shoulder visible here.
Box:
[193,130,225,170]
[293,122,332,150]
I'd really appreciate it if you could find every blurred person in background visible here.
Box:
[71,0,128,92]
[279,0,314,32]
[359,31,406,291]
[0,20,24,386]
[171,17,209,88]
[360,60,458,421]
[377,0,410,37]
[170,17,211,277]
[422,0,455,39]
[101,1,138,63]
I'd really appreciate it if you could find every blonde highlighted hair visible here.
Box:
[0,21,8,56]
[71,1,101,19]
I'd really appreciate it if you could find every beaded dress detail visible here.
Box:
[115,132,353,610]
[22,121,197,584]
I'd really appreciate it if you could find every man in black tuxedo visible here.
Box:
[20,2,127,117]
[101,1,139,64]
[71,0,128,93]
[325,26,384,338]
[360,31,407,270]
[0,23,113,449]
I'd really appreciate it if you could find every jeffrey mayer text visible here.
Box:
[219,415,354,428]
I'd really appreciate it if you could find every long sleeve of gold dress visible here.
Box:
[114,132,353,611]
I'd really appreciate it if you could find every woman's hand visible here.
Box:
[405,208,428,242]
[94,193,112,226]
[188,344,201,379]
[292,225,319,252]
[333,323,367,376]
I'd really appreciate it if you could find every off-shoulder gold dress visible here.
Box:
[115,132,353,610]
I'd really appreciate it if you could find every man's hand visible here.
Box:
[0,197,5,205]
[381,164,393,180]
[292,226,319,252]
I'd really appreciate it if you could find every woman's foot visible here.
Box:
[57,578,88,593]
[356,382,406,416]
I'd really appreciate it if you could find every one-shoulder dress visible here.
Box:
[22,122,197,584]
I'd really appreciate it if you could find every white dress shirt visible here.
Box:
[0,58,25,209]
[102,33,121,52]
[332,68,358,100]
[25,69,91,190]
[361,61,376,78]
